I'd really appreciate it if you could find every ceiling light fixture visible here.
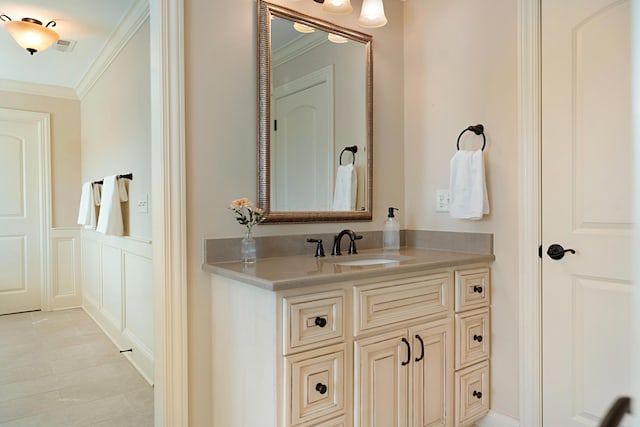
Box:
[328,33,348,43]
[0,15,60,55]
[311,0,387,28]
[293,22,316,33]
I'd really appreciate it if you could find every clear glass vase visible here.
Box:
[241,231,256,264]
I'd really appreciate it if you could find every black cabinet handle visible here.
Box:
[473,334,483,343]
[314,317,327,328]
[473,390,482,399]
[401,337,411,366]
[315,383,327,395]
[414,334,425,362]
[473,285,483,293]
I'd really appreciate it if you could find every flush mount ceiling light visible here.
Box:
[0,15,59,55]
[310,0,387,27]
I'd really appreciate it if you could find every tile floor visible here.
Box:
[0,309,153,426]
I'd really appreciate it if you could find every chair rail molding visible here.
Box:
[150,0,188,425]
[518,0,542,426]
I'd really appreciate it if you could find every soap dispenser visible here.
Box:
[383,207,400,250]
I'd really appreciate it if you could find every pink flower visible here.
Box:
[230,198,251,209]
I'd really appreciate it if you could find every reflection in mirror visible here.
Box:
[258,0,373,223]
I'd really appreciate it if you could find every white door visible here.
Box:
[542,0,632,425]
[272,67,334,211]
[0,109,47,315]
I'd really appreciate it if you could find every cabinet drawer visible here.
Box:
[455,268,490,312]
[455,308,490,369]
[284,291,344,354]
[285,345,346,426]
[455,361,490,427]
[354,273,451,335]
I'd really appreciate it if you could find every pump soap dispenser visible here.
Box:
[383,207,400,250]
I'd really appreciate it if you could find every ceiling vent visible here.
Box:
[54,39,76,53]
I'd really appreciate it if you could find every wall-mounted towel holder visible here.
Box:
[456,124,486,151]
[339,145,358,165]
[93,173,133,185]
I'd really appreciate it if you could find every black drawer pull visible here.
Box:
[473,285,483,293]
[314,317,327,328]
[315,383,328,395]
[473,334,483,343]
[473,390,482,399]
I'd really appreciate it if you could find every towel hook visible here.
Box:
[339,145,358,165]
[456,124,486,151]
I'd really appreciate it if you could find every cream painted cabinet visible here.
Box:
[210,263,491,427]
[354,319,454,427]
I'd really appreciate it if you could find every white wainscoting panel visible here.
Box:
[81,229,154,383]
[50,228,82,310]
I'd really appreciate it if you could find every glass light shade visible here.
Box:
[328,33,348,43]
[293,22,316,33]
[322,0,353,15]
[358,0,388,28]
[4,19,59,54]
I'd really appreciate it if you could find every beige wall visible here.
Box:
[0,90,81,228]
[81,19,152,241]
[185,0,404,424]
[403,0,519,419]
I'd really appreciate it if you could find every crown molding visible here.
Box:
[0,79,78,100]
[272,31,327,67]
[76,0,150,100]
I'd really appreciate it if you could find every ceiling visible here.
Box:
[0,0,136,89]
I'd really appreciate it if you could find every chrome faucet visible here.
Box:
[332,229,363,256]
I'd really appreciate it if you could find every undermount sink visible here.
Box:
[335,258,400,266]
[330,254,414,267]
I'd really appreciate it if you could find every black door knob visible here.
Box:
[315,383,328,394]
[473,285,483,293]
[473,390,482,399]
[473,334,483,343]
[547,244,576,260]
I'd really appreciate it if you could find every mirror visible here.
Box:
[258,0,373,223]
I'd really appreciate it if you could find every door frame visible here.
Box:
[150,0,188,425]
[0,108,52,312]
[518,1,543,425]
[519,2,640,426]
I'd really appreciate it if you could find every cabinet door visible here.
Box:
[410,320,454,427]
[354,330,409,427]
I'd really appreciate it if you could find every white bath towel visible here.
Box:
[449,150,490,220]
[332,164,357,211]
[77,182,99,229]
[96,176,129,235]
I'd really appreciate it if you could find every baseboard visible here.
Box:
[475,410,520,427]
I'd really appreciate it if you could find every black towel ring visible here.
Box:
[339,145,358,165]
[456,124,486,151]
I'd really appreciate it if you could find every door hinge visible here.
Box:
[274,119,277,131]
[538,245,542,258]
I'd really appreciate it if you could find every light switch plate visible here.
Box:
[436,189,450,212]
[136,194,149,213]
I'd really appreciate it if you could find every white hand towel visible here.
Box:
[449,150,490,220]
[96,175,127,235]
[332,164,357,211]
[77,182,98,229]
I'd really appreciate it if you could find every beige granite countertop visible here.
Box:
[204,247,495,292]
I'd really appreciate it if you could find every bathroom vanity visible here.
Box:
[206,248,493,427]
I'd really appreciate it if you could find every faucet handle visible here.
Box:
[348,235,363,254]
[306,238,325,257]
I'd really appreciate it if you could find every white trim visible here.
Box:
[0,79,79,100]
[518,1,542,426]
[76,0,150,100]
[476,410,521,427]
[272,31,327,67]
[150,0,188,425]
